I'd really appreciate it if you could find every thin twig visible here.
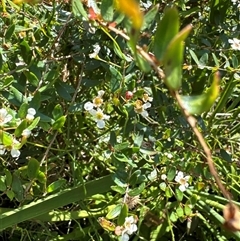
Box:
[174,92,231,200]
[100,20,231,201]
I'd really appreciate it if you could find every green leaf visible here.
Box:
[0,131,13,146]
[1,76,14,90]
[20,40,32,64]
[175,188,183,201]
[135,53,151,73]
[114,142,129,151]
[180,72,220,115]
[118,203,128,226]
[0,53,2,70]
[27,158,40,180]
[189,194,198,206]
[113,153,137,167]
[36,112,52,123]
[209,0,230,25]
[101,0,114,21]
[189,49,200,66]
[36,171,47,184]
[167,166,176,181]
[109,66,122,92]
[209,74,237,124]
[106,204,122,219]
[10,86,26,105]
[52,116,66,131]
[128,182,145,196]
[169,211,178,222]
[153,7,179,61]
[159,182,166,191]
[111,185,125,194]
[14,120,28,137]
[11,174,24,202]
[47,179,67,193]
[28,117,40,130]
[5,24,15,40]
[176,207,184,218]
[24,71,39,87]
[55,82,74,101]
[0,175,114,231]
[72,0,88,19]
[52,104,64,120]
[165,187,173,198]
[6,190,15,201]
[129,170,141,186]
[30,91,41,110]
[162,24,192,90]
[220,149,231,162]
[142,4,159,31]
[18,103,28,119]
[4,169,12,187]
[0,176,6,191]
[184,205,192,216]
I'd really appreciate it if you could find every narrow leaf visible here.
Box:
[180,72,220,115]
[162,24,192,90]
[153,7,179,61]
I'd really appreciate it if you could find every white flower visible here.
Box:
[166,153,173,159]
[26,108,36,121]
[161,174,167,181]
[0,145,5,155]
[89,43,101,59]
[175,171,190,192]
[22,129,31,137]
[122,216,138,235]
[11,149,20,158]
[228,38,240,50]
[119,233,130,241]
[142,93,153,103]
[84,101,94,111]
[89,108,110,129]
[93,90,105,107]
[0,108,12,126]
[134,100,151,118]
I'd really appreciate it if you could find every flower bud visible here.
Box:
[125,91,133,100]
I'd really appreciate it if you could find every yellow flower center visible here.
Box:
[93,97,103,107]
[134,100,143,113]
[96,111,104,120]
[143,94,149,102]
[179,178,186,185]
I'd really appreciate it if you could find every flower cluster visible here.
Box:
[175,171,190,192]
[0,107,36,159]
[134,93,153,118]
[116,216,138,241]
[84,90,110,129]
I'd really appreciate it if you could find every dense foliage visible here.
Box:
[0,0,240,240]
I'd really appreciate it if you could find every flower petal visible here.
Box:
[11,149,21,158]
[179,184,186,192]
[84,101,94,111]
[97,120,105,129]
[140,110,149,118]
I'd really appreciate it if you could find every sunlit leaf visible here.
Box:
[106,204,122,219]
[162,24,192,90]
[180,72,220,115]
[153,7,179,61]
